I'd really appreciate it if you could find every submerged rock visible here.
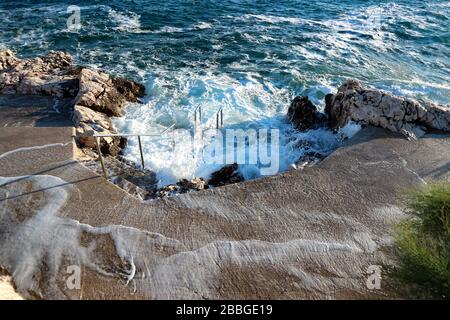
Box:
[112,164,246,200]
[208,163,244,187]
[287,96,327,131]
[179,178,208,191]
[325,80,450,139]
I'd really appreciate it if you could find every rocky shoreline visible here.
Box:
[2,49,449,201]
[0,49,145,157]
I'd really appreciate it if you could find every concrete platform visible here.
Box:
[0,126,449,299]
[0,94,73,127]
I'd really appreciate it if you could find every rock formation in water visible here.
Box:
[0,49,250,198]
[288,80,450,140]
[287,96,327,131]
[73,105,127,157]
[324,80,450,139]
[0,49,145,156]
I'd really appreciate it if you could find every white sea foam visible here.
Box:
[192,22,213,30]
[108,9,143,33]
[153,26,185,33]
[293,45,326,62]
[113,66,360,186]
[243,14,306,25]
[153,22,212,34]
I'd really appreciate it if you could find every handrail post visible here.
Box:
[216,107,224,129]
[171,130,175,151]
[95,136,108,179]
[216,112,219,129]
[137,135,145,169]
[194,105,202,134]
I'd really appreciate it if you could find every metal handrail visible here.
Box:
[193,105,202,133]
[93,124,176,138]
[92,103,225,180]
[215,106,224,129]
[192,105,225,131]
[160,123,176,135]
[193,104,202,119]
[92,123,175,179]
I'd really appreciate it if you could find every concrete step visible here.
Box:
[83,155,158,200]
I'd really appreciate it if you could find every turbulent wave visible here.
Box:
[113,68,359,186]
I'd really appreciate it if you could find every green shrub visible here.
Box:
[405,184,450,239]
[391,183,450,299]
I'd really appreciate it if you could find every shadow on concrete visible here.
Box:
[423,162,450,180]
[0,161,102,201]
[0,94,73,127]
